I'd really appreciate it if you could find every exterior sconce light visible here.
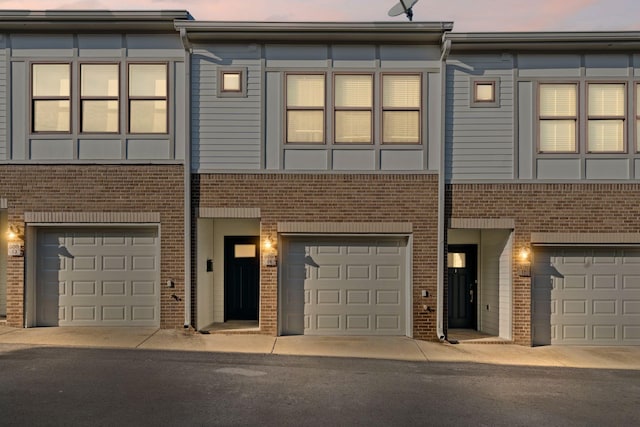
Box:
[263,235,277,267]
[6,224,25,257]
[517,246,531,277]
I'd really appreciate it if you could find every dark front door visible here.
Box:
[224,236,260,321]
[447,245,477,329]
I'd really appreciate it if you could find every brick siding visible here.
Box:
[447,183,640,345]
[194,173,440,340]
[0,165,184,328]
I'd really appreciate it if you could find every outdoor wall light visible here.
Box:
[517,246,531,277]
[262,235,277,267]
[6,224,24,257]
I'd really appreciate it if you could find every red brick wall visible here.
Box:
[0,165,184,329]
[447,183,640,345]
[194,173,440,339]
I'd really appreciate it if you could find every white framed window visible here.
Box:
[637,84,640,152]
[382,74,421,144]
[128,63,167,134]
[538,83,577,153]
[32,63,71,133]
[81,64,119,133]
[587,83,625,153]
[334,74,373,144]
[286,74,325,144]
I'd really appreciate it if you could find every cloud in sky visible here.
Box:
[0,0,638,31]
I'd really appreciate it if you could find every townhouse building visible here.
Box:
[0,10,638,346]
[0,11,192,329]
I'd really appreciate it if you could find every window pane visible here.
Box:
[287,110,323,143]
[539,120,575,152]
[335,75,372,107]
[475,83,494,102]
[287,75,324,107]
[383,111,419,144]
[129,64,167,97]
[130,100,167,133]
[82,100,119,132]
[222,73,241,91]
[383,75,420,108]
[81,64,119,97]
[589,84,625,116]
[335,111,371,143]
[33,100,70,132]
[588,120,624,152]
[540,84,576,116]
[33,64,70,97]
[637,120,640,152]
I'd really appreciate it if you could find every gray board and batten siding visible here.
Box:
[4,32,186,163]
[181,21,453,174]
[446,32,640,183]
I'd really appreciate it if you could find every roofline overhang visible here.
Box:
[0,10,193,33]
[174,21,454,44]
[446,31,640,52]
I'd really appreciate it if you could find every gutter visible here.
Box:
[436,36,452,342]
[179,27,193,329]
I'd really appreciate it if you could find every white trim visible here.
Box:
[277,222,412,234]
[531,232,640,244]
[24,212,160,223]
[199,207,261,219]
[0,198,6,209]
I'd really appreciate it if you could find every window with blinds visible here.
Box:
[538,83,577,153]
[286,74,325,143]
[588,83,625,152]
[32,64,71,133]
[382,74,421,144]
[334,74,373,144]
[81,64,119,133]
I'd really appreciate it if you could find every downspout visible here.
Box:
[437,35,452,341]
[179,26,193,328]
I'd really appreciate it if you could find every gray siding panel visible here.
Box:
[192,47,262,172]
[536,159,581,180]
[585,159,630,180]
[11,61,26,160]
[518,82,534,180]
[518,54,581,78]
[446,55,514,181]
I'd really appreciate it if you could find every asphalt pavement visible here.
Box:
[0,325,639,370]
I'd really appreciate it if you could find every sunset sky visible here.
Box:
[0,0,638,32]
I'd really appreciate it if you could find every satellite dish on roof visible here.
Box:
[388,0,419,21]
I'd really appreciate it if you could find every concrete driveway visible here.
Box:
[1,325,639,370]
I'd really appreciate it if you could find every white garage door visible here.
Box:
[532,247,640,345]
[36,228,160,327]
[281,237,407,336]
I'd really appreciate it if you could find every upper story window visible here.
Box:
[31,62,168,135]
[538,83,577,153]
[32,64,70,133]
[81,64,119,133]
[128,64,167,134]
[218,68,248,98]
[474,82,495,103]
[286,74,325,143]
[588,83,625,153]
[382,74,421,144]
[334,74,373,144]
[637,84,640,152]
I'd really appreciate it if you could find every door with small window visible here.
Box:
[224,236,260,321]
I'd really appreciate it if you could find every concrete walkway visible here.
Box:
[1,326,639,370]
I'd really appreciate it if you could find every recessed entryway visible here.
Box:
[448,245,477,329]
[196,218,261,331]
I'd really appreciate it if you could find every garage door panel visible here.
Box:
[624,325,640,339]
[533,247,640,345]
[36,227,159,327]
[282,237,407,336]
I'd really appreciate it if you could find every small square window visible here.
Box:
[475,83,495,102]
[217,68,247,98]
[222,72,242,92]
[470,78,500,107]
